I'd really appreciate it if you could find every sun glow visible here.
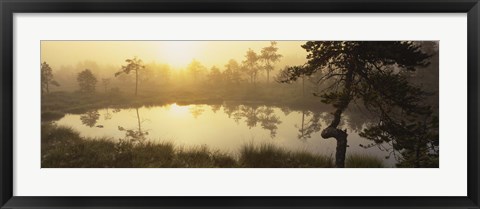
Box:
[159,42,199,68]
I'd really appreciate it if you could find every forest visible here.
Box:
[41,41,439,168]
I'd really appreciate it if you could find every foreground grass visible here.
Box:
[42,124,383,168]
[42,124,237,168]
[239,143,333,168]
[345,154,385,168]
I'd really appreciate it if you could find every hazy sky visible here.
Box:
[41,41,308,69]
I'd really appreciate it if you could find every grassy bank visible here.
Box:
[41,123,384,168]
[41,86,330,122]
[238,143,333,168]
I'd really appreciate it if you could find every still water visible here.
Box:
[55,103,397,167]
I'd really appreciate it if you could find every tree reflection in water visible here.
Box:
[223,103,282,138]
[76,104,391,154]
[223,104,242,124]
[257,107,281,138]
[80,110,100,127]
[296,110,322,141]
[210,104,221,113]
[189,106,205,118]
[104,107,113,120]
[117,107,149,143]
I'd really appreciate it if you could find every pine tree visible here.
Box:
[77,69,97,94]
[115,56,145,96]
[41,62,59,95]
[278,41,435,167]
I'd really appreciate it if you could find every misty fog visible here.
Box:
[41,41,439,168]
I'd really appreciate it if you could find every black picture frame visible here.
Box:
[1,0,479,208]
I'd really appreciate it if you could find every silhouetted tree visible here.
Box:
[187,59,207,83]
[115,57,145,96]
[278,41,435,167]
[278,65,308,97]
[41,62,59,95]
[360,114,439,167]
[260,41,282,84]
[77,69,97,94]
[224,59,243,85]
[242,49,261,86]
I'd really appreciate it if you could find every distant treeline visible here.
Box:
[41,41,438,109]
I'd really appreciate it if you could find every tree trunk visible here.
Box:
[302,76,305,98]
[320,61,355,168]
[135,69,138,96]
[300,110,306,138]
[321,109,348,168]
[135,108,144,143]
[415,137,421,168]
[46,82,49,94]
[136,108,141,133]
[267,70,270,84]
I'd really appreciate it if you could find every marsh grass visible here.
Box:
[41,123,237,168]
[42,124,383,168]
[345,154,385,168]
[238,142,334,168]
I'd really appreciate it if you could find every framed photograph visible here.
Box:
[1,0,479,208]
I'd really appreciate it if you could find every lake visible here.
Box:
[54,103,397,167]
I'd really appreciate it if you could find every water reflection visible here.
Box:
[257,107,281,138]
[224,104,243,123]
[57,103,397,166]
[296,110,322,140]
[80,110,100,127]
[280,106,292,116]
[117,108,149,143]
[223,104,282,138]
[103,107,113,120]
[210,104,221,113]
[189,106,205,118]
